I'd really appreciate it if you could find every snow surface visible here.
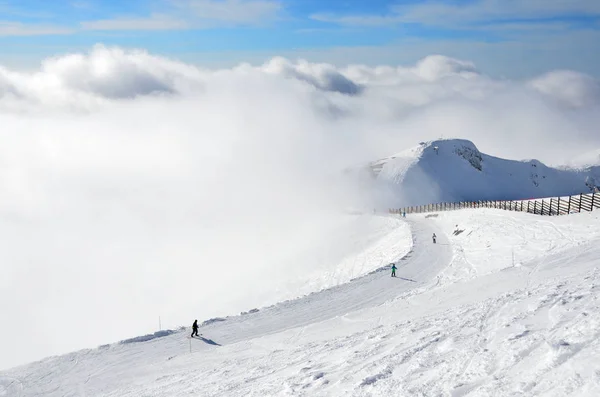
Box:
[3,209,600,396]
[358,139,600,208]
[0,214,412,371]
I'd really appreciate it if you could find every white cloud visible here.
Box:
[310,13,403,27]
[81,14,189,31]
[313,0,600,28]
[529,70,600,108]
[393,0,600,25]
[0,45,599,369]
[0,21,73,36]
[80,0,283,31]
[71,1,94,9]
[176,0,282,25]
[258,56,362,94]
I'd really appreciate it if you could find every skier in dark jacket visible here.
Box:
[432,233,437,244]
[391,263,397,277]
[191,319,199,337]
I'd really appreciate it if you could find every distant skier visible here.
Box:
[191,319,199,337]
[432,233,437,244]
[391,263,397,277]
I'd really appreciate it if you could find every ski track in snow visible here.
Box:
[3,210,600,397]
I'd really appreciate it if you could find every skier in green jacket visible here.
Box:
[391,263,397,277]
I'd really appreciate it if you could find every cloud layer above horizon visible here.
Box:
[1,45,600,370]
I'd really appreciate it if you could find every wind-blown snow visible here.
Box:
[3,209,599,396]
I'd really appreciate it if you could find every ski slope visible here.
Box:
[2,210,600,396]
[0,213,412,371]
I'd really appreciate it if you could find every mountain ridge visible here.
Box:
[355,139,600,208]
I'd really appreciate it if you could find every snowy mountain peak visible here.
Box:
[361,138,600,207]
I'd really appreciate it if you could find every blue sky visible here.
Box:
[1,0,599,77]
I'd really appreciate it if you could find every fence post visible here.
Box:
[521,201,523,212]
[542,200,546,215]
[579,194,583,212]
[541,200,544,215]
[557,198,560,215]
[534,201,537,214]
[592,193,596,211]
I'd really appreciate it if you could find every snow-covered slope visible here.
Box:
[3,210,600,396]
[0,214,412,371]
[363,139,600,207]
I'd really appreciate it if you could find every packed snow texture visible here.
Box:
[3,210,599,396]
[360,139,600,207]
[2,45,600,370]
